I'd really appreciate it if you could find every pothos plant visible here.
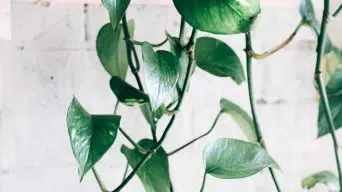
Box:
[66,0,342,191]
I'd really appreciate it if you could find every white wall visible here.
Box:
[1,1,342,192]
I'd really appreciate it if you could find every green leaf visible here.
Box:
[110,76,149,106]
[299,0,333,53]
[67,97,121,180]
[203,138,279,179]
[166,33,189,100]
[121,139,171,192]
[96,20,134,79]
[195,37,245,84]
[102,0,131,29]
[302,171,339,191]
[318,69,342,137]
[142,42,180,110]
[220,98,257,143]
[172,0,260,34]
[299,0,319,29]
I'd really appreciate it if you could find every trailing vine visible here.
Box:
[66,0,342,191]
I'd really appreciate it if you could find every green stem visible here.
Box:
[333,4,342,17]
[111,28,198,192]
[119,127,147,154]
[114,100,119,114]
[199,173,207,192]
[92,167,108,192]
[179,18,186,45]
[112,115,176,192]
[122,162,129,181]
[245,32,282,192]
[314,0,342,190]
[113,101,146,153]
[173,29,197,111]
[130,38,168,47]
[167,112,221,156]
[122,15,144,90]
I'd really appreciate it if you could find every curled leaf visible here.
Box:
[142,42,180,110]
[220,98,257,143]
[301,171,339,191]
[96,20,134,78]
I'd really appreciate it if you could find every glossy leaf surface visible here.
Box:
[203,138,278,179]
[142,42,179,110]
[172,0,260,34]
[96,20,134,79]
[302,171,339,191]
[121,139,171,192]
[318,69,342,137]
[110,76,149,106]
[102,0,131,29]
[67,97,121,180]
[220,98,257,143]
[195,37,245,84]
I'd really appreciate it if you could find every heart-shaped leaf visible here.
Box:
[172,0,260,34]
[96,20,134,79]
[110,76,149,106]
[203,138,279,179]
[318,69,342,137]
[142,42,180,110]
[195,37,245,84]
[121,139,171,192]
[102,0,131,29]
[302,171,339,192]
[67,97,121,180]
[220,98,257,143]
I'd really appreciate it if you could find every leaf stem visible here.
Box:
[173,29,198,111]
[111,115,176,192]
[167,112,221,156]
[122,14,144,90]
[92,167,108,192]
[199,173,207,192]
[129,38,168,47]
[122,162,129,181]
[245,32,282,192]
[114,100,119,114]
[314,0,342,190]
[113,101,147,154]
[248,21,303,60]
[333,4,342,17]
[122,15,157,141]
[179,18,186,44]
[119,127,147,154]
[110,29,197,192]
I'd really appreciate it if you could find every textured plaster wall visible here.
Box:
[0,1,342,192]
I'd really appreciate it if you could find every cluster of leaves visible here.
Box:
[65,0,342,191]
